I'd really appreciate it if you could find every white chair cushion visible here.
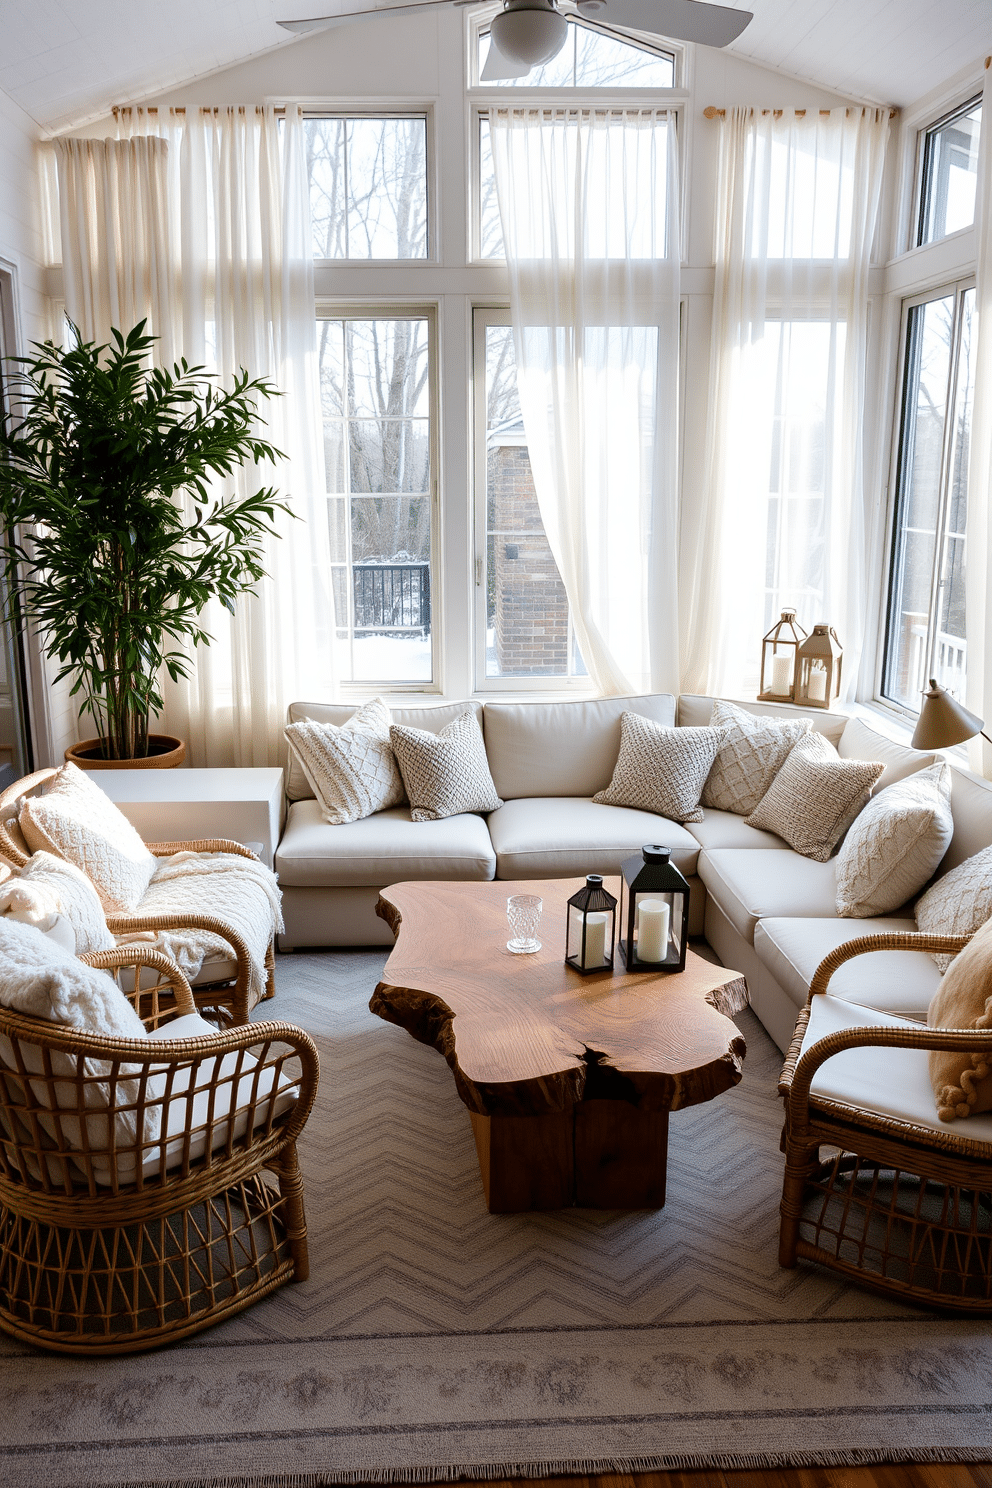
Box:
[685,808,786,851]
[753,915,931,1020]
[275,800,497,888]
[487,796,700,880]
[483,693,676,801]
[799,993,992,1146]
[285,700,484,802]
[696,848,839,944]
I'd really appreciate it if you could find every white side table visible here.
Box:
[96,769,285,869]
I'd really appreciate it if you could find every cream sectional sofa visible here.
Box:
[275,692,992,1053]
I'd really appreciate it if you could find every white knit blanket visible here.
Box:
[127,852,284,1006]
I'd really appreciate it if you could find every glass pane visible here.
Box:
[919,99,982,246]
[478,21,673,87]
[318,315,433,684]
[483,323,582,679]
[933,286,975,700]
[304,116,427,259]
[479,119,504,260]
[883,295,955,708]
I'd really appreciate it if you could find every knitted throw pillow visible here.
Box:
[927,915,992,1122]
[835,762,953,918]
[390,710,503,822]
[593,713,724,824]
[916,844,992,972]
[744,731,883,862]
[701,700,810,816]
[285,697,405,825]
[19,852,117,954]
[19,763,157,913]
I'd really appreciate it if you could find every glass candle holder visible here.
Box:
[506,894,542,953]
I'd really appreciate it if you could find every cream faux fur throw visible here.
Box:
[0,917,147,1040]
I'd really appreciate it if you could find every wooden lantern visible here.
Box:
[565,874,617,975]
[758,608,807,702]
[618,846,690,974]
[795,624,843,709]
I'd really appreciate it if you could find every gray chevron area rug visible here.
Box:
[3,945,992,1488]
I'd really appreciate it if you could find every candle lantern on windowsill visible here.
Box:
[619,846,690,974]
[758,608,807,702]
[565,874,617,975]
[795,624,843,709]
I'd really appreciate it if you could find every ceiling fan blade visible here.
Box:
[575,0,751,47]
[278,2,447,34]
[481,34,534,80]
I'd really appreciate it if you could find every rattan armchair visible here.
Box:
[779,930,992,1312]
[0,941,318,1353]
[0,767,276,1026]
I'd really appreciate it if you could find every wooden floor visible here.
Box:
[405,1469,992,1487]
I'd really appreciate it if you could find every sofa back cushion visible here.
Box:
[482,694,675,801]
[285,701,483,802]
[677,694,848,747]
[943,768,992,875]
[837,716,935,790]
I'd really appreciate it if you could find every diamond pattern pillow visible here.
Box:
[389,710,502,822]
[744,731,883,862]
[593,713,724,824]
[19,763,157,913]
[285,697,405,826]
[701,700,810,816]
[916,844,992,972]
[835,762,953,918]
[927,915,992,1122]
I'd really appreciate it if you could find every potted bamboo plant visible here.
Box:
[0,321,289,765]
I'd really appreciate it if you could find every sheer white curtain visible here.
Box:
[57,106,334,765]
[681,107,889,700]
[966,64,992,775]
[488,107,681,696]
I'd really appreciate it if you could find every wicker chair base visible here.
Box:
[0,1174,297,1354]
[794,1149,992,1313]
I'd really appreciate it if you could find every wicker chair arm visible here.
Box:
[0,817,29,867]
[79,947,197,1019]
[148,839,258,860]
[106,911,252,967]
[0,767,57,817]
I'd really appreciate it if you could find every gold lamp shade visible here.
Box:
[911,679,986,750]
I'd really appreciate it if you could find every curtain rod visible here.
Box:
[112,105,286,116]
[703,105,897,119]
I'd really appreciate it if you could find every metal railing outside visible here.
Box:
[352,561,430,636]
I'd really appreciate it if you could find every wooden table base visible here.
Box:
[470,1101,669,1213]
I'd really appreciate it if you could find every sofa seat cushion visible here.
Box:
[488,797,699,881]
[685,809,786,851]
[799,993,992,1146]
[754,915,930,1020]
[697,848,838,944]
[275,800,496,888]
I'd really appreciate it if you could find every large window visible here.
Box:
[476,19,675,89]
[916,96,982,247]
[318,311,436,685]
[475,310,586,685]
[305,116,429,259]
[882,283,975,711]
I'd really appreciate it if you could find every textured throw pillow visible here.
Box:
[285,696,405,825]
[16,852,116,954]
[701,700,810,816]
[593,713,724,825]
[744,731,883,862]
[19,763,157,913]
[390,710,503,822]
[927,915,992,1122]
[835,762,953,919]
[916,844,992,972]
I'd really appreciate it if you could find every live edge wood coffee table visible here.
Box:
[371,878,748,1213]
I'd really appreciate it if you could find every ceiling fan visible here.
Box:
[278,0,752,81]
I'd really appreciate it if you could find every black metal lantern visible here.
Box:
[619,845,690,973]
[565,874,617,975]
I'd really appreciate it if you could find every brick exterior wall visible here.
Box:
[488,445,569,675]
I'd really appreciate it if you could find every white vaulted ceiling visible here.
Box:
[0,0,988,132]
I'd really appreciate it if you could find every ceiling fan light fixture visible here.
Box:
[490,3,569,66]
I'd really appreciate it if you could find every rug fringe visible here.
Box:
[104,1446,992,1488]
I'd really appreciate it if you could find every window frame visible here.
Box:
[303,105,438,265]
[466,3,686,91]
[913,92,982,251]
[315,298,442,694]
[877,276,975,720]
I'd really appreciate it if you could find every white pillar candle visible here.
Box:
[636,899,670,963]
[807,664,827,701]
[571,909,607,969]
[770,653,793,696]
